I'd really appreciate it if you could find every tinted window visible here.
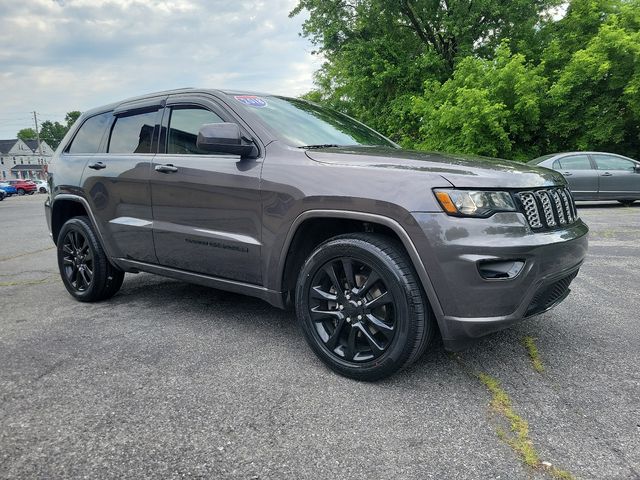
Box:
[68,112,111,154]
[167,107,224,154]
[108,110,158,154]
[557,155,592,170]
[593,155,636,171]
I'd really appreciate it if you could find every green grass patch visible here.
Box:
[522,336,545,373]
[477,372,575,479]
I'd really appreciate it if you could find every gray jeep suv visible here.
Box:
[45,88,588,380]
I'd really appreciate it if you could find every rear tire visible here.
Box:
[57,216,125,302]
[295,233,435,381]
[39,187,47,193]
[618,200,636,206]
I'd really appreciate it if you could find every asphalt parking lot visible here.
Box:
[0,194,638,479]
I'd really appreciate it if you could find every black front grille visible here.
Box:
[526,270,578,317]
[515,187,578,231]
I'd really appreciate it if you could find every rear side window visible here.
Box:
[593,155,636,171]
[167,107,224,154]
[68,112,112,154]
[108,110,159,154]
[556,155,592,170]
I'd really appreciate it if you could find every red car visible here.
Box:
[4,179,37,195]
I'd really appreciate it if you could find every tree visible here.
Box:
[39,121,67,149]
[36,111,83,149]
[65,111,81,129]
[17,128,37,141]
[410,45,548,159]
[545,2,640,155]
[294,0,640,160]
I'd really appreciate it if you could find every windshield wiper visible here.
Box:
[298,144,342,149]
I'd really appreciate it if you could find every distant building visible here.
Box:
[0,138,54,180]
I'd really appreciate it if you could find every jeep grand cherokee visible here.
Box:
[45,89,588,380]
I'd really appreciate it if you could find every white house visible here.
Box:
[0,138,54,180]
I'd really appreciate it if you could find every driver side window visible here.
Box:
[167,107,224,154]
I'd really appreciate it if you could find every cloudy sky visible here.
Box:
[0,0,321,139]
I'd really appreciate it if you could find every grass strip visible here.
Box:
[522,336,545,373]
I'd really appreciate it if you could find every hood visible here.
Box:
[305,146,565,189]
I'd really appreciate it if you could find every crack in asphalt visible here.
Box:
[0,247,55,263]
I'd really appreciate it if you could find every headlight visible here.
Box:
[434,189,516,217]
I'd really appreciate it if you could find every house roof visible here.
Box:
[23,140,41,152]
[0,139,18,154]
[10,164,45,171]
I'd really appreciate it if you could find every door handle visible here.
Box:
[562,172,573,176]
[601,172,613,177]
[88,161,106,170]
[155,164,178,173]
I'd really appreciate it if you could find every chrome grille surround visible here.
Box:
[519,192,543,229]
[549,190,567,225]
[516,187,578,231]
[537,191,556,227]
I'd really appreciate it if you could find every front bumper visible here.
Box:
[410,211,589,351]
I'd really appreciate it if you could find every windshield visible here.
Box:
[228,94,397,148]
[528,154,556,165]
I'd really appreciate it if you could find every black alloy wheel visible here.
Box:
[296,233,435,381]
[308,257,397,363]
[57,216,125,302]
[61,229,94,292]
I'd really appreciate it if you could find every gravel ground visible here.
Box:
[0,194,638,479]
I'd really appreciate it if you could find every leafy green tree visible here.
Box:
[37,111,83,149]
[410,45,548,159]
[17,128,37,141]
[295,0,640,160]
[65,111,81,129]
[39,121,67,149]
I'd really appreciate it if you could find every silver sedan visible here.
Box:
[529,152,640,205]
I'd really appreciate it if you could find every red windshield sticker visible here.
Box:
[234,95,267,108]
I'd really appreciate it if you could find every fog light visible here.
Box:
[478,260,525,280]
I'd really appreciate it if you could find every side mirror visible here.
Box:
[634,164,640,173]
[196,123,256,158]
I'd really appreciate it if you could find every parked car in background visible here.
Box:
[0,182,17,196]
[529,152,640,205]
[4,179,37,195]
[0,188,6,201]
[32,179,48,193]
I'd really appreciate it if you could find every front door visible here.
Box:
[150,96,263,284]
[553,154,598,200]
[591,154,640,199]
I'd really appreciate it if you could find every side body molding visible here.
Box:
[277,210,445,320]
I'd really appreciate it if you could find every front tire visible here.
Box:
[57,216,124,302]
[295,233,435,381]
[17,188,25,196]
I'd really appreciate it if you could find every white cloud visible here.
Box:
[0,0,318,137]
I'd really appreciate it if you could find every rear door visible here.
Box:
[591,154,640,199]
[552,154,598,200]
[81,99,164,263]
[150,94,263,284]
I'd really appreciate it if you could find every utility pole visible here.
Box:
[32,111,43,156]
[33,111,44,180]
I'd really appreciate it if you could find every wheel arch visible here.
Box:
[50,195,107,251]
[277,210,444,320]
